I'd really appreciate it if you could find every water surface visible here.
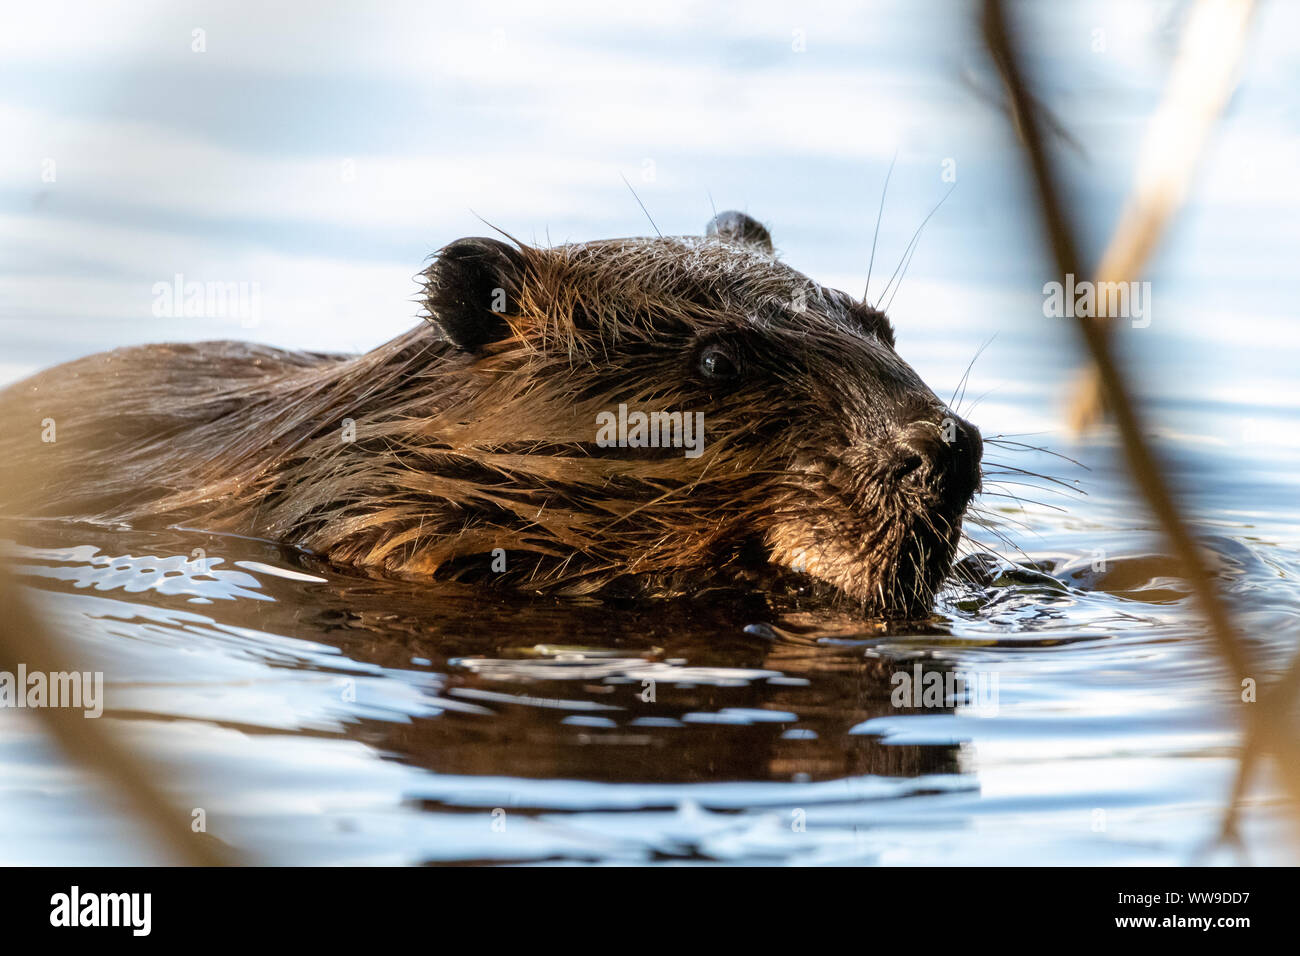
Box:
[2,0,1299,865]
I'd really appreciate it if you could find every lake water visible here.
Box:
[2,0,1299,865]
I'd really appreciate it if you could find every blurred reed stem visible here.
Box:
[0,566,238,865]
[981,0,1300,850]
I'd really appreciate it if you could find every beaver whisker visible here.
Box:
[960,520,1035,569]
[953,385,1003,421]
[0,212,988,619]
[967,502,1039,535]
[948,335,996,411]
[984,437,1089,469]
[979,490,1070,515]
[981,460,1085,494]
[980,477,1081,502]
[864,150,898,302]
[877,183,956,313]
[967,522,1045,574]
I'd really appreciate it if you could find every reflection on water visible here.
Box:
[3,438,1298,866]
[4,0,1300,867]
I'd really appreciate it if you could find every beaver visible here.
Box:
[0,212,982,618]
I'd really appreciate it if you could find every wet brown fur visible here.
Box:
[0,220,981,616]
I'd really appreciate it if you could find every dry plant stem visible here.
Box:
[982,0,1300,825]
[0,568,237,865]
[1067,0,1255,429]
[1218,647,1300,845]
[982,0,1251,678]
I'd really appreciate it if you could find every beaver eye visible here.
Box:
[698,345,741,382]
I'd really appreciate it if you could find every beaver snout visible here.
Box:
[0,208,993,617]
[890,412,983,507]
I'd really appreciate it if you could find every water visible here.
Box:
[3,0,1300,865]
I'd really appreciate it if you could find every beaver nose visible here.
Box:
[891,413,982,504]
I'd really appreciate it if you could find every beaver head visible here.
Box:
[399,211,982,616]
[0,211,981,619]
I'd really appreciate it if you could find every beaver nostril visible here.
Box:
[895,452,926,483]
[891,436,936,486]
[890,415,982,501]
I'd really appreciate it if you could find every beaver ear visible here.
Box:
[423,237,527,350]
[705,211,773,254]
